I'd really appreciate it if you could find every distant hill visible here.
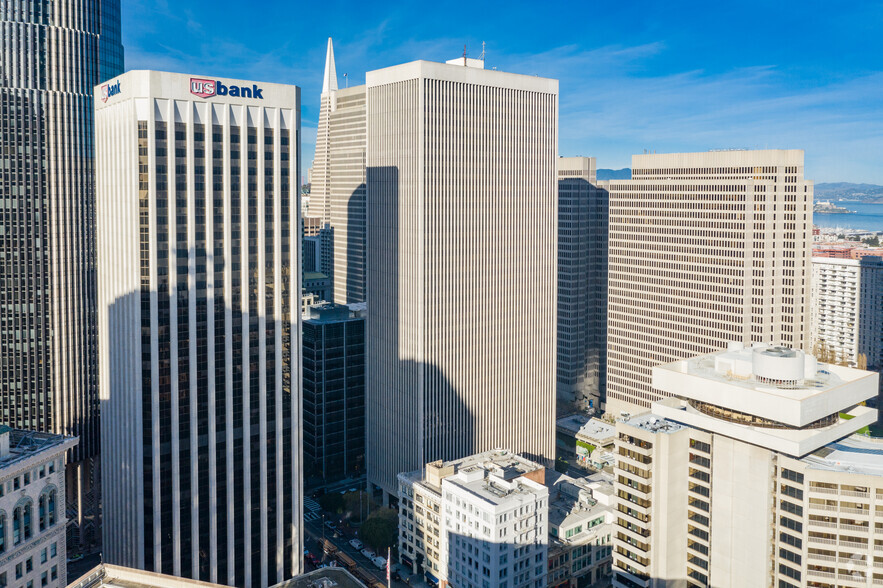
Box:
[815,182,883,202]
[597,168,631,180]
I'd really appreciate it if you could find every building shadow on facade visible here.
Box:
[366,165,479,503]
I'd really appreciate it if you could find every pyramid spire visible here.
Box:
[322,37,338,94]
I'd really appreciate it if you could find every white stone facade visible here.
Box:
[398,450,549,588]
[310,39,368,304]
[441,471,548,588]
[95,70,302,587]
[0,429,77,588]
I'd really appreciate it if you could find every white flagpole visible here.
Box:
[387,546,391,588]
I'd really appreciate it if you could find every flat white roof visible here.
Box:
[631,149,805,169]
[366,60,558,94]
[556,414,615,443]
[623,413,686,435]
[652,345,879,427]
[802,436,883,477]
[444,466,547,507]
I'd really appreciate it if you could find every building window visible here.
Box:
[13,500,34,544]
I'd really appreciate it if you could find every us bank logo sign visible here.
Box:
[190,78,264,99]
[101,80,121,102]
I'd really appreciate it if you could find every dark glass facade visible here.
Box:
[557,174,609,412]
[302,305,365,489]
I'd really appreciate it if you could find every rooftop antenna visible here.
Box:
[479,41,486,61]
[462,44,467,65]
[344,73,348,88]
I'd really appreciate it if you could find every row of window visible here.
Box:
[0,459,58,498]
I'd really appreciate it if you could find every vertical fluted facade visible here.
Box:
[328,86,366,304]
[0,0,123,549]
[604,150,813,415]
[365,60,558,496]
[96,70,302,588]
[309,40,368,304]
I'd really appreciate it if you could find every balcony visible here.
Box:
[840,523,870,533]
[806,570,836,580]
[808,520,838,530]
[616,481,652,501]
[616,519,651,540]
[808,536,838,546]
[807,553,836,563]
[809,486,839,496]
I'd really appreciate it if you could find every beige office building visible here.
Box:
[604,150,813,415]
[365,58,558,497]
[309,39,367,303]
[611,344,881,588]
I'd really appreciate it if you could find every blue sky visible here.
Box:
[123,0,883,184]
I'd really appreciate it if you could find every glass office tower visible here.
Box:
[0,0,124,549]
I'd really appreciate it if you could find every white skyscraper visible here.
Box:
[95,70,302,587]
[604,150,813,415]
[309,39,367,304]
[365,58,558,498]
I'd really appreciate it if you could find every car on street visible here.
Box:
[372,556,386,569]
[324,521,337,531]
[361,548,375,559]
[349,539,363,550]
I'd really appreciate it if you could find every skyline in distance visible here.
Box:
[120,0,883,184]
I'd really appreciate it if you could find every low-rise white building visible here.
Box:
[556,416,616,471]
[398,450,549,588]
[547,472,613,587]
[611,343,881,588]
[0,427,77,588]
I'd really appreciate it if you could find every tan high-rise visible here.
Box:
[604,150,813,415]
[365,59,558,496]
